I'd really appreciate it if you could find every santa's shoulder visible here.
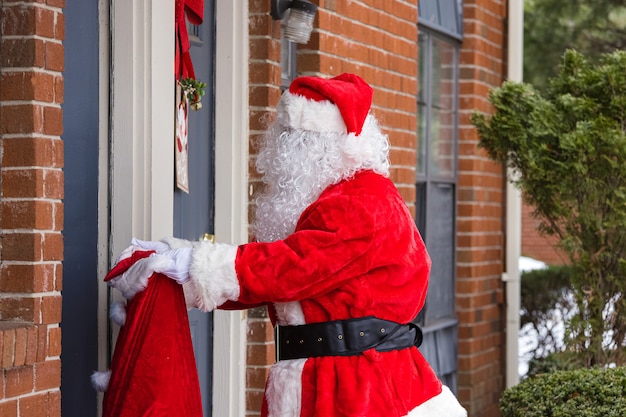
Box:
[331,170,398,197]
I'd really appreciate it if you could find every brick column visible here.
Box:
[456,0,508,415]
[246,1,282,415]
[0,1,65,416]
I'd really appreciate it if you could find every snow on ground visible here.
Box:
[518,256,560,378]
[517,257,619,377]
[519,256,547,273]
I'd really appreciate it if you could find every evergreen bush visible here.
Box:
[472,49,626,366]
[500,367,626,417]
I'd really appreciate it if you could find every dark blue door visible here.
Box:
[61,0,100,415]
[174,2,216,415]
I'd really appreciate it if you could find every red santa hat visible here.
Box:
[278,73,373,136]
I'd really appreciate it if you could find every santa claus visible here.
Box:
[108,73,467,417]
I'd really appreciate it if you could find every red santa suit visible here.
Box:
[178,74,467,417]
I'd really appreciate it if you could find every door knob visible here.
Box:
[201,233,215,243]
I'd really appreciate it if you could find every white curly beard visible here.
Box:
[253,114,391,243]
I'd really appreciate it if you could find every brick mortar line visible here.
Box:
[0,260,61,265]
[0,388,62,403]
[0,291,62,298]
[456,167,500,174]
[463,16,505,30]
[371,107,416,120]
[461,33,506,51]
[0,34,63,44]
[456,260,504,267]
[248,58,280,66]
[0,68,63,76]
[457,170,504,178]
[300,36,416,58]
[246,341,274,346]
[0,230,63,234]
[456,183,504,189]
[321,6,418,28]
[1,1,62,11]
[458,245,506,251]
[371,88,416,100]
[0,167,64,171]
[0,133,62,139]
[388,145,418,151]
[0,101,62,108]
[301,49,418,80]
[311,33,418,60]
[457,203,505,209]
[459,59,506,72]
[457,215,506,221]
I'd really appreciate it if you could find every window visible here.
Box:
[416,0,462,393]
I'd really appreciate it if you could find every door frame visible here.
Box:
[99,1,248,416]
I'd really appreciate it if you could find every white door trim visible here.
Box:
[105,1,248,416]
[213,0,249,415]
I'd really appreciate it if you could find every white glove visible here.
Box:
[131,236,194,253]
[108,247,193,299]
[131,237,170,253]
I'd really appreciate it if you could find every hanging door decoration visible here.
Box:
[174,0,205,192]
[175,82,190,192]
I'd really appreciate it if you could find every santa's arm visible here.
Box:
[185,194,377,312]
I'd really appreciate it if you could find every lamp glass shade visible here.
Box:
[284,8,315,44]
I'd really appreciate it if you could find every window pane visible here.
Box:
[417,34,427,176]
[415,182,427,238]
[419,0,439,26]
[418,34,427,103]
[423,183,455,324]
[439,0,460,35]
[418,0,463,39]
[428,38,456,178]
[417,104,427,176]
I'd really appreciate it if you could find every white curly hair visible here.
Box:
[253,114,390,243]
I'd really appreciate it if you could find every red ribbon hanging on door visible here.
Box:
[175,0,204,80]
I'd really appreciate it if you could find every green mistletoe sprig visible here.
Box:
[181,78,206,111]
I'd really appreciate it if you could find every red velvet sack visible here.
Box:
[103,250,203,417]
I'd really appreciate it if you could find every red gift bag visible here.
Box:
[102,250,203,417]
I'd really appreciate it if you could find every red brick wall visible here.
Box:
[521,201,567,265]
[304,1,419,206]
[457,1,508,416]
[0,1,65,416]
[246,1,280,414]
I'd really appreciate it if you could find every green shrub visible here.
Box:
[472,49,626,366]
[520,265,575,365]
[501,367,626,417]
[526,351,582,377]
[521,265,573,329]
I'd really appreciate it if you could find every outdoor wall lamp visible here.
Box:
[271,0,318,44]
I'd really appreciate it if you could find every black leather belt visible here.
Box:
[275,316,423,361]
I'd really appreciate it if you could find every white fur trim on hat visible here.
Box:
[278,92,347,133]
[187,241,240,312]
[405,385,467,417]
